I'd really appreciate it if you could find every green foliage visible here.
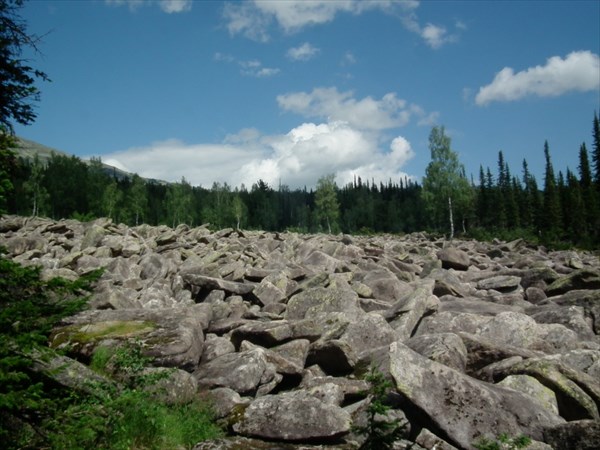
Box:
[474,433,532,450]
[52,346,222,450]
[314,173,340,233]
[422,126,474,238]
[0,0,49,132]
[0,250,101,447]
[0,252,221,449]
[355,366,408,450]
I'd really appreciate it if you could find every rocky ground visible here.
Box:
[1,215,599,450]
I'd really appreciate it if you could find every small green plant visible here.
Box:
[474,433,532,450]
[354,365,408,450]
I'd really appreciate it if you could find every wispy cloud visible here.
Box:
[287,42,320,62]
[276,87,435,131]
[341,51,357,66]
[476,51,600,105]
[105,0,192,14]
[215,52,280,78]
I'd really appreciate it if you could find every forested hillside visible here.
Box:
[5,112,600,248]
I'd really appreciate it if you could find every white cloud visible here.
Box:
[103,122,416,189]
[159,0,192,14]
[103,139,265,186]
[105,0,192,13]
[215,53,280,77]
[476,51,600,105]
[277,87,435,131]
[421,23,448,49]
[341,51,357,66]
[105,0,145,12]
[287,42,320,61]
[223,0,413,41]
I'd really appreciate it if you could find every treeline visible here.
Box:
[5,113,600,247]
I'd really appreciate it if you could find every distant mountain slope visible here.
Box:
[12,136,166,184]
[13,137,70,163]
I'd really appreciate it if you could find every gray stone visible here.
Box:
[232,390,352,441]
[437,247,471,271]
[286,287,363,321]
[476,275,522,292]
[546,269,600,296]
[543,420,600,450]
[406,332,468,372]
[50,307,205,371]
[498,374,559,415]
[492,356,600,421]
[388,342,564,449]
[195,348,271,394]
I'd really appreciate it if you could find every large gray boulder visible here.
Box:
[232,390,352,441]
[388,342,564,449]
[50,306,206,371]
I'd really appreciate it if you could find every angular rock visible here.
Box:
[230,320,293,349]
[195,348,271,394]
[183,273,255,296]
[498,375,559,415]
[437,247,471,271]
[204,387,251,419]
[386,279,439,341]
[201,334,235,363]
[50,307,205,371]
[491,357,600,421]
[388,342,564,449]
[406,332,468,372]
[543,420,600,450]
[546,269,600,296]
[232,390,352,441]
[476,275,521,293]
[285,287,363,321]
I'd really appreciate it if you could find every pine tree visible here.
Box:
[565,168,585,242]
[542,141,561,237]
[592,111,600,187]
[579,142,599,242]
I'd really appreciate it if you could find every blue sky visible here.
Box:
[14,0,600,189]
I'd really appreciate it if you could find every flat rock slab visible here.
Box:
[50,307,206,371]
[232,390,352,441]
[389,342,564,449]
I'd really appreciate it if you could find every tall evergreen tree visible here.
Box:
[578,142,599,242]
[592,111,600,188]
[542,141,561,236]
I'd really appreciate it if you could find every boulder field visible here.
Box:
[1,215,599,449]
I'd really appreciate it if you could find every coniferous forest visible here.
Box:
[4,112,600,248]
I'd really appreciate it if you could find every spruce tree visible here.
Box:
[592,111,600,187]
[579,142,599,242]
[542,141,561,237]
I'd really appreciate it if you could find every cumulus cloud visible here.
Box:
[287,42,320,61]
[102,139,265,186]
[223,0,413,41]
[105,0,192,13]
[277,87,435,131]
[476,51,600,105]
[103,122,416,189]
